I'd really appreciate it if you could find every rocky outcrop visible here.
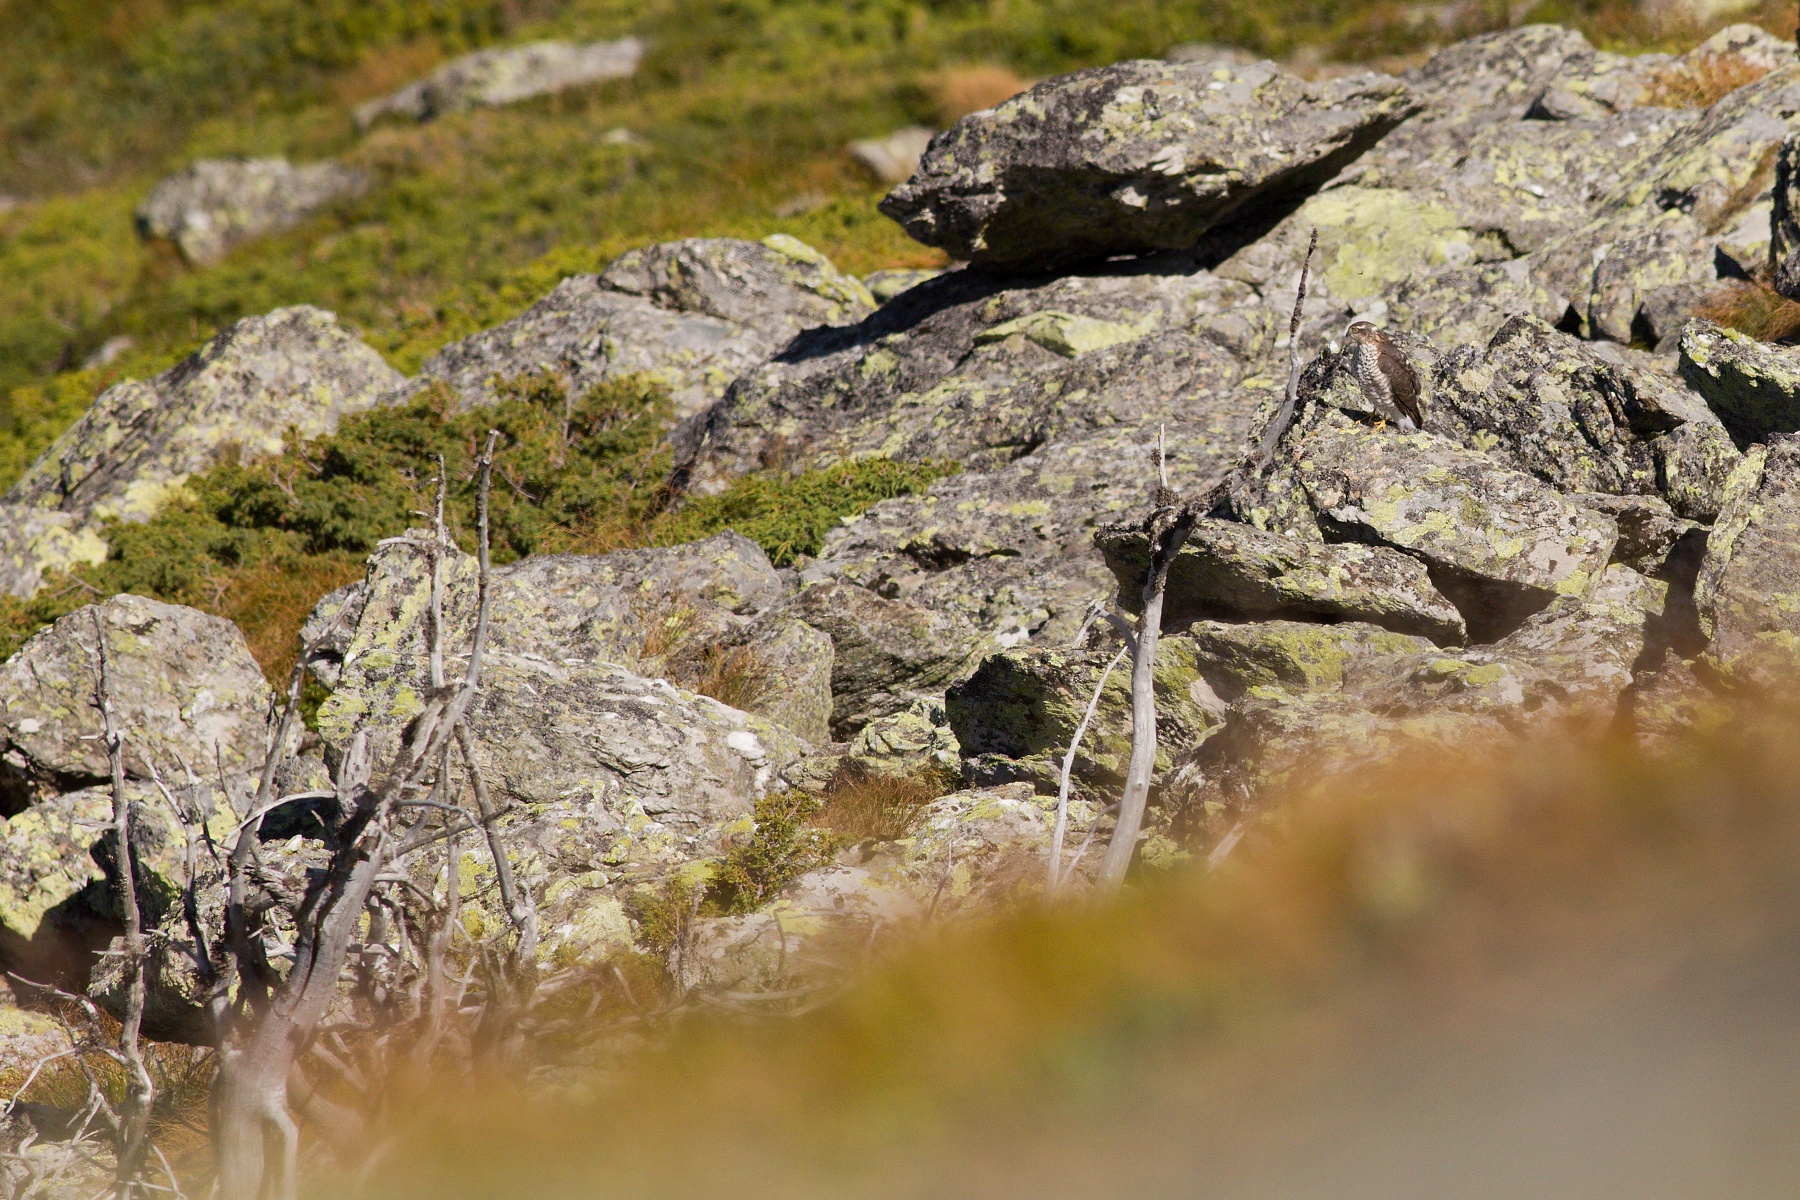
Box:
[0,307,401,597]
[0,595,272,814]
[135,158,369,264]
[313,530,825,755]
[354,38,645,129]
[404,236,874,417]
[881,59,1418,271]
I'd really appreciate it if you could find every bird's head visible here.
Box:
[1345,320,1378,341]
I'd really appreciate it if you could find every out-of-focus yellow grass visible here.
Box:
[330,704,1800,1198]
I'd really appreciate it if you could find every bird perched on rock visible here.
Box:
[1345,321,1422,431]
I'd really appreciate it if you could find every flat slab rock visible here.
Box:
[1096,517,1467,645]
[405,235,874,418]
[354,38,645,127]
[880,58,1417,271]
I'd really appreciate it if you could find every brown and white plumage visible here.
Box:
[1346,321,1423,431]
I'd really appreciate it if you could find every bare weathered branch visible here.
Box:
[1049,642,1128,895]
[90,611,154,1198]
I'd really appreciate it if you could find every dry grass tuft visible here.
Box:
[816,761,953,843]
[1642,51,1772,108]
[671,643,773,712]
[1696,280,1800,342]
[630,590,774,711]
[209,554,368,683]
[925,65,1031,123]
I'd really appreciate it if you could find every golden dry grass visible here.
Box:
[815,762,952,843]
[206,553,368,682]
[924,65,1032,123]
[1696,279,1800,341]
[1642,50,1773,107]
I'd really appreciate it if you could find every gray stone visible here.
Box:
[1679,319,1800,445]
[1185,619,1436,700]
[848,127,935,184]
[787,581,986,737]
[1399,25,1598,122]
[312,531,823,751]
[405,236,873,418]
[863,268,944,303]
[843,697,962,777]
[880,59,1417,271]
[9,306,399,527]
[354,38,645,128]
[1695,436,1800,691]
[1292,416,1619,639]
[135,158,368,265]
[945,636,1217,794]
[0,596,273,811]
[1096,517,1467,644]
[681,256,1270,495]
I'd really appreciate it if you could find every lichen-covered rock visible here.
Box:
[8,306,399,527]
[813,420,1252,655]
[682,257,1269,494]
[843,697,962,777]
[1185,619,1435,699]
[1678,319,1800,445]
[1695,436,1800,691]
[1427,315,1720,503]
[946,636,1217,793]
[0,506,107,600]
[1292,418,1619,639]
[353,38,644,128]
[1097,518,1467,644]
[406,236,874,418]
[0,596,273,812]
[1399,25,1598,123]
[1569,491,1701,575]
[879,59,1417,271]
[863,268,943,302]
[787,581,986,737]
[1177,564,1661,811]
[313,531,821,749]
[1532,209,1716,344]
[714,613,835,746]
[135,158,369,264]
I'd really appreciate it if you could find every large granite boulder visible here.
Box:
[681,255,1270,494]
[0,595,272,814]
[403,236,874,418]
[1291,417,1619,640]
[1097,517,1467,644]
[135,158,369,264]
[354,38,645,128]
[880,59,1417,271]
[0,307,401,597]
[1695,436,1800,691]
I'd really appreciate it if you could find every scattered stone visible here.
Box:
[843,697,962,777]
[405,235,873,418]
[0,596,272,813]
[1097,517,1468,645]
[136,158,368,265]
[354,38,645,129]
[880,59,1418,271]
[848,127,936,184]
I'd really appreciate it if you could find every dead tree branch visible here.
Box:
[91,611,154,1198]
